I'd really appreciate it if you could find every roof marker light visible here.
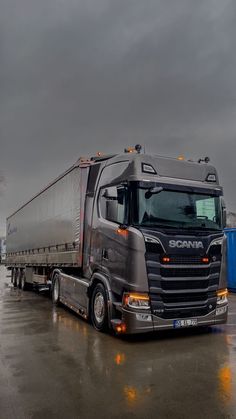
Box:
[142,163,156,174]
[124,147,135,153]
[206,174,216,182]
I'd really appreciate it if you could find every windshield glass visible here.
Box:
[132,183,222,231]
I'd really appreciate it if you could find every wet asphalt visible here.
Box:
[0,266,236,419]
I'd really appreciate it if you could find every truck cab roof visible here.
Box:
[91,152,220,190]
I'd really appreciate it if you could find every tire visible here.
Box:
[18,270,23,289]
[13,269,18,288]
[91,283,109,332]
[17,273,21,288]
[52,274,60,305]
[21,273,26,291]
[11,269,14,284]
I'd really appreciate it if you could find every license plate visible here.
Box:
[173,319,198,328]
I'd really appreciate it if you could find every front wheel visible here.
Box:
[52,275,60,305]
[91,283,109,332]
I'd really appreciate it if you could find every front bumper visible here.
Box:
[117,303,228,334]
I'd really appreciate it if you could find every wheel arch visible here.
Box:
[51,268,63,284]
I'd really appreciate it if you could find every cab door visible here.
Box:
[96,184,129,295]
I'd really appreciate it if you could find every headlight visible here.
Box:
[210,238,223,247]
[123,293,150,309]
[217,289,228,305]
[207,237,223,254]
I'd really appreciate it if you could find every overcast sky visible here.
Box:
[1,0,236,235]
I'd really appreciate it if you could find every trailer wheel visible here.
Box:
[52,275,60,305]
[13,269,18,288]
[21,273,26,291]
[91,283,108,332]
[17,272,21,288]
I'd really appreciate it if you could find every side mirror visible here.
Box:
[117,187,126,205]
[221,198,227,228]
[102,189,114,199]
[222,208,227,229]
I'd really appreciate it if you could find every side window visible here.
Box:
[99,185,127,224]
[196,197,216,221]
[98,162,129,187]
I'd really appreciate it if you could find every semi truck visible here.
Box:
[6,146,228,334]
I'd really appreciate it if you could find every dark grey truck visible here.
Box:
[6,147,228,334]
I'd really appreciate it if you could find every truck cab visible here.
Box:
[85,150,228,333]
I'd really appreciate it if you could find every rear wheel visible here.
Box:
[91,283,109,332]
[52,274,60,305]
[13,269,18,288]
[21,272,26,291]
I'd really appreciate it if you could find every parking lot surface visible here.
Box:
[0,266,236,419]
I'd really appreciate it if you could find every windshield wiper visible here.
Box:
[139,223,180,229]
[184,226,221,231]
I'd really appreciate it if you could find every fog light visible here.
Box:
[123,293,150,309]
[217,289,228,305]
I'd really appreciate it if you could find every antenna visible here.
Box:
[135,144,142,154]
[198,157,210,164]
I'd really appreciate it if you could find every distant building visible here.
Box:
[0,237,6,263]
[227,212,236,228]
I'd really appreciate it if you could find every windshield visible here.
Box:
[132,183,222,231]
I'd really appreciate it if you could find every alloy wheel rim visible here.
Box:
[94,292,105,324]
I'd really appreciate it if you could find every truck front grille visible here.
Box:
[161,267,209,277]
[165,255,203,264]
[145,252,221,319]
[161,279,209,290]
[161,292,207,304]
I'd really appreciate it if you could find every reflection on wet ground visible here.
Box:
[0,266,236,419]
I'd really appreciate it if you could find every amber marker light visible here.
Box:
[123,293,150,309]
[125,147,135,153]
[116,228,128,236]
[217,289,228,298]
[217,288,228,306]
[115,323,127,334]
[177,155,185,161]
[202,257,209,263]
[162,256,170,263]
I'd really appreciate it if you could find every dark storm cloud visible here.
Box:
[1,0,236,234]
